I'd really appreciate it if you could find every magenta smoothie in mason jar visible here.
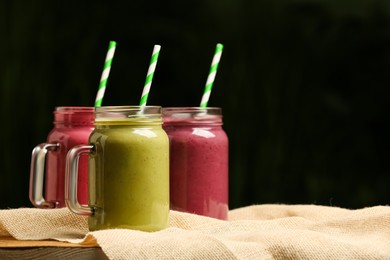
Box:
[30,107,94,208]
[163,107,228,220]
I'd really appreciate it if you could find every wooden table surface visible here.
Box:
[0,237,109,260]
[0,247,109,260]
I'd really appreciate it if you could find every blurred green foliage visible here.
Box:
[1,0,389,209]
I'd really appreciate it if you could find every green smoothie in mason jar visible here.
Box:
[66,106,169,232]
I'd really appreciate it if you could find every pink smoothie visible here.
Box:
[44,107,94,207]
[163,107,229,220]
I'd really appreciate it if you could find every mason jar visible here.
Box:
[163,107,229,220]
[30,106,94,208]
[66,106,169,231]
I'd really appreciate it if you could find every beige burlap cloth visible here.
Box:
[1,204,390,259]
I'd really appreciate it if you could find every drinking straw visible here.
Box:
[140,45,161,107]
[200,43,224,108]
[94,41,116,107]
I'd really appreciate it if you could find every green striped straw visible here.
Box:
[94,41,116,107]
[140,45,161,107]
[200,43,224,108]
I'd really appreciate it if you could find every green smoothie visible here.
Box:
[88,109,169,231]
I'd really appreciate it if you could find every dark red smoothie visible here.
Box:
[30,107,94,208]
[163,107,228,220]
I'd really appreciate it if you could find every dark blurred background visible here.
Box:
[1,0,389,210]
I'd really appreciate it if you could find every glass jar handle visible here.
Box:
[65,144,94,216]
[29,143,60,208]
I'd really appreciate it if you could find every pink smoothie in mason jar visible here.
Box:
[163,107,228,220]
[30,107,94,208]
